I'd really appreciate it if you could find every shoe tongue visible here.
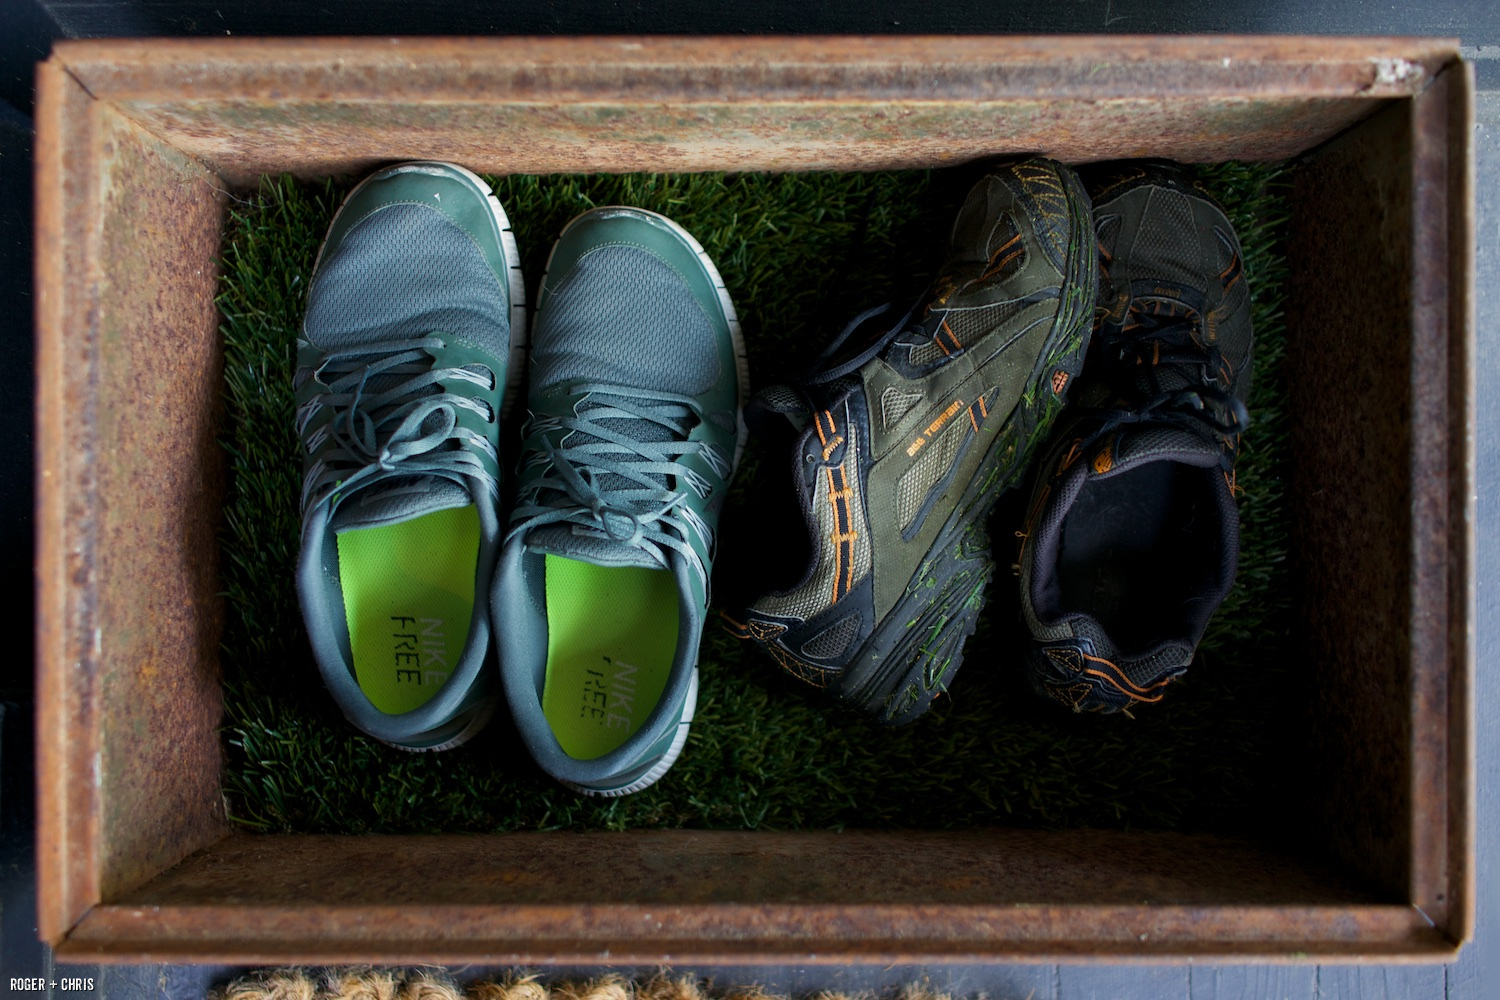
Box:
[331,475,471,533]
[524,523,666,570]
[1093,422,1223,480]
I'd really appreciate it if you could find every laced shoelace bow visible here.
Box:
[298,336,499,513]
[510,383,731,584]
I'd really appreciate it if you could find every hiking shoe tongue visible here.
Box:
[524,523,665,570]
[330,475,472,533]
[1114,350,1203,398]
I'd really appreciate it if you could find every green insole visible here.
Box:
[542,555,678,760]
[336,504,479,715]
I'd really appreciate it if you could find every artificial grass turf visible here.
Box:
[216,164,1292,834]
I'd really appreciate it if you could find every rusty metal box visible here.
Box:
[34,36,1474,964]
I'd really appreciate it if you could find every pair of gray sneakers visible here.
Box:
[295,162,746,796]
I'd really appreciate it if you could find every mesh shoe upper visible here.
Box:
[305,204,512,356]
[1019,161,1253,714]
[530,244,721,395]
[1090,161,1253,401]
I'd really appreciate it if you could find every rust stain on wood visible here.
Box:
[56,36,1455,103]
[1441,60,1478,951]
[120,830,1384,908]
[113,96,1385,187]
[34,57,104,947]
[1289,96,1419,909]
[1286,61,1472,943]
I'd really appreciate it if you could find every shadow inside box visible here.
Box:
[214,162,1295,838]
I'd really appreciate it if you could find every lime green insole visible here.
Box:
[336,505,479,715]
[542,555,678,760]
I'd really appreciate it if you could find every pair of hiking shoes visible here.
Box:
[296,162,745,795]
[730,157,1253,723]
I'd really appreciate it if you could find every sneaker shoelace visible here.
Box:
[510,384,731,586]
[297,335,499,513]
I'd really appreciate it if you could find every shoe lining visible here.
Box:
[1057,464,1221,655]
[336,504,479,715]
[542,556,678,760]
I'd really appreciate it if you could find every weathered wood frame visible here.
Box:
[34,36,1474,963]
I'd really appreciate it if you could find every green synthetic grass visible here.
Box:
[216,164,1292,834]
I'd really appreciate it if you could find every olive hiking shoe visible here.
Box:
[296,162,526,751]
[493,207,747,795]
[1018,160,1252,714]
[729,159,1097,724]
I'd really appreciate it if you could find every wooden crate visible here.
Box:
[34,36,1474,964]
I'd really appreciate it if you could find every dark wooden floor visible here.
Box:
[2,2,1497,998]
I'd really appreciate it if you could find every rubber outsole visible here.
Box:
[836,165,1100,725]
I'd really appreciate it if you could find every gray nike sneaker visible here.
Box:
[492,207,747,796]
[730,159,1097,724]
[1019,160,1253,714]
[295,162,525,751]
